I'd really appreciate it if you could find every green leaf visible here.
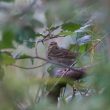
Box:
[0,53,15,65]
[0,66,5,81]
[79,44,86,53]
[62,22,81,31]
[36,33,44,37]
[18,54,31,59]
[0,28,14,49]
[47,65,56,76]
[59,31,73,36]
[68,44,78,52]
[79,43,91,53]
[15,26,36,48]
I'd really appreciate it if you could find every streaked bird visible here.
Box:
[47,41,78,65]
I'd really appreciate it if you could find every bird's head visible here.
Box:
[50,41,57,46]
[49,41,58,49]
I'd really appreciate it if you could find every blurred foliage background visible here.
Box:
[0,0,110,110]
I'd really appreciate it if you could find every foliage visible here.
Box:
[0,0,110,110]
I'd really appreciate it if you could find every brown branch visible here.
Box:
[16,55,99,72]
[16,56,84,72]
[37,35,64,44]
[10,63,47,70]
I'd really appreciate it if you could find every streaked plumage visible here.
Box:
[47,42,78,65]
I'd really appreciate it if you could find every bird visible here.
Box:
[47,41,78,65]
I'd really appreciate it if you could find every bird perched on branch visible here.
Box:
[47,41,78,65]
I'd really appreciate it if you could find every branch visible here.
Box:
[16,56,84,72]
[37,35,64,44]
[10,63,47,69]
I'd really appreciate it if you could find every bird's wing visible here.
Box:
[58,48,76,58]
[48,47,75,59]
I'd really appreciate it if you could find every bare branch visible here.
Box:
[10,63,47,70]
[16,56,84,72]
[37,35,64,44]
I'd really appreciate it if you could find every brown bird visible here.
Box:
[47,41,78,65]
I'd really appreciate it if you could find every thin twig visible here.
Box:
[34,40,47,104]
[10,63,47,69]
[16,55,98,71]
[34,65,46,103]
[37,35,64,44]
[34,85,41,103]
